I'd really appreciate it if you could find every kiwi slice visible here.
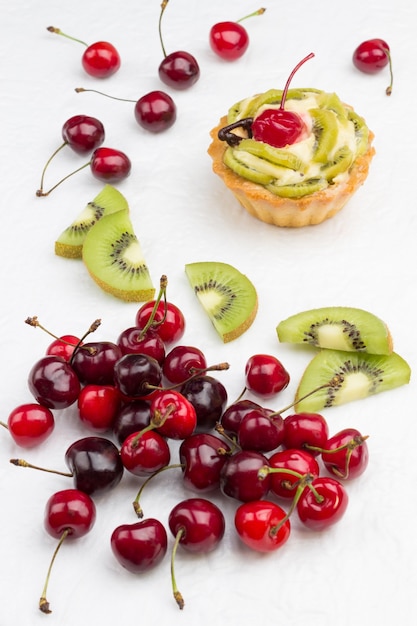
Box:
[185,261,258,343]
[266,177,328,198]
[309,108,338,163]
[347,110,369,156]
[294,349,411,412]
[321,145,353,181]
[277,306,393,355]
[55,185,129,259]
[238,139,306,171]
[223,147,275,185]
[82,209,155,302]
[317,92,348,120]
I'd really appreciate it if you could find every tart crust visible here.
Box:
[208,116,375,228]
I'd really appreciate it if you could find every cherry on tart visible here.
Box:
[168,498,225,609]
[234,500,291,552]
[352,39,393,95]
[6,403,55,448]
[75,87,177,133]
[157,0,200,90]
[296,476,349,530]
[209,8,266,61]
[47,26,121,77]
[36,115,105,197]
[39,488,96,613]
[111,518,168,574]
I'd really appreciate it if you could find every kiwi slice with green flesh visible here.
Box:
[266,177,328,198]
[321,145,353,181]
[317,92,348,121]
[347,110,370,156]
[55,185,129,259]
[309,108,339,163]
[294,349,411,413]
[238,139,306,171]
[277,306,393,355]
[185,261,258,343]
[223,147,275,185]
[82,209,154,302]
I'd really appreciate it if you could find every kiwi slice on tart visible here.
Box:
[294,349,411,412]
[185,261,258,343]
[309,108,339,163]
[82,209,154,302]
[277,306,393,355]
[55,185,129,258]
[321,145,354,181]
[266,177,328,198]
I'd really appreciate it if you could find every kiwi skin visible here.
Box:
[277,306,393,355]
[294,349,411,413]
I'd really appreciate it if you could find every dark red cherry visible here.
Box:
[179,432,231,492]
[237,409,284,452]
[111,518,168,573]
[180,375,228,432]
[113,353,162,399]
[116,327,166,364]
[28,355,80,410]
[168,498,225,553]
[220,450,271,502]
[90,147,131,182]
[62,115,105,154]
[252,52,314,148]
[65,436,124,496]
[71,341,122,386]
[162,345,207,384]
[135,90,177,132]
[220,399,264,435]
[112,400,152,446]
[352,39,393,95]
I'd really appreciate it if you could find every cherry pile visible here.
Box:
[2,276,370,613]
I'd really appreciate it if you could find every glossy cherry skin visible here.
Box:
[7,403,55,448]
[321,428,369,480]
[252,108,306,148]
[283,412,329,455]
[113,353,162,399]
[220,399,265,436]
[135,300,185,345]
[71,341,122,386]
[62,115,105,154]
[245,354,290,397]
[158,51,200,90]
[179,433,231,493]
[112,400,151,446]
[268,448,320,499]
[151,389,197,440]
[120,430,170,476]
[90,147,131,182]
[116,327,166,364]
[134,91,177,133]
[44,488,96,539]
[77,384,121,432]
[168,498,225,553]
[28,355,80,410]
[352,39,390,73]
[111,518,168,573]
[235,500,291,552]
[46,334,81,362]
[162,345,207,385]
[82,41,121,78]
[180,375,228,432]
[220,450,271,502]
[65,436,124,496]
[237,409,284,453]
[209,21,249,61]
[296,476,348,531]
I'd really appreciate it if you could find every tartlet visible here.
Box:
[208,88,375,227]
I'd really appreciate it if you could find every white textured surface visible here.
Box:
[1,1,416,624]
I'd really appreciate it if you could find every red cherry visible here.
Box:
[209,9,266,61]
[111,518,168,573]
[296,476,349,531]
[237,408,284,453]
[283,412,329,455]
[353,39,393,95]
[90,146,131,182]
[120,430,171,476]
[220,449,271,502]
[28,355,80,410]
[151,389,197,440]
[116,326,166,364]
[7,403,55,448]
[245,353,290,397]
[46,334,81,362]
[47,27,120,78]
[71,340,122,386]
[135,299,185,344]
[268,448,320,499]
[321,428,369,480]
[252,52,314,148]
[112,400,152,446]
[82,41,121,78]
[135,90,177,132]
[220,399,265,435]
[162,345,207,384]
[77,384,121,432]
[179,432,231,492]
[234,500,291,552]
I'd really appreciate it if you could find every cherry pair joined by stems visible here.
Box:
[47,26,121,78]
[209,8,266,61]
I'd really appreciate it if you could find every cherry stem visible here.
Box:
[307,435,369,479]
[237,7,266,22]
[132,463,183,518]
[139,275,168,338]
[39,528,71,613]
[158,0,170,58]
[75,87,135,103]
[269,472,316,536]
[69,319,102,365]
[129,403,176,449]
[385,49,393,96]
[0,421,9,430]
[37,142,67,196]
[36,160,91,197]
[9,458,73,478]
[270,374,344,416]
[171,527,185,610]
[280,52,315,110]
[46,26,88,47]
[214,422,240,452]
